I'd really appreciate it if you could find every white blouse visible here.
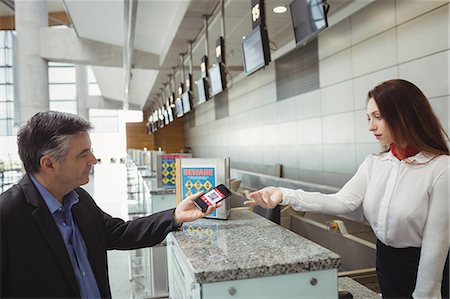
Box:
[279,151,449,299]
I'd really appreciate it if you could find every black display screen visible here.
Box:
[290,0,328,47]
[182,91,192,114]
[242,25,270,75]
[196,77,208,104]
[209,63,225,96]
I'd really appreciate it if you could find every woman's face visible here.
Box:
[367,97,394,146]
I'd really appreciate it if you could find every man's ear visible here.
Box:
[39,155,55,174]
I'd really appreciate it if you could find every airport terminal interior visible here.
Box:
[0,0,449,298]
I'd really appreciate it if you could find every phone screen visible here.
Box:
[193,184,231,212]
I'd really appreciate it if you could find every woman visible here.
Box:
[245,79,449,299]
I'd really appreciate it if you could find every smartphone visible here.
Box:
[193,184,231,212]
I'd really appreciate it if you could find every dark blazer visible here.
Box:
[0,174,179,298]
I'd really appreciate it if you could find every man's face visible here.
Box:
[53,132,97,190]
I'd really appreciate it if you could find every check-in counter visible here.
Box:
[167,209,341,298]
[231,168,377,274]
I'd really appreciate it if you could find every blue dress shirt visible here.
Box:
[30,175,101,299]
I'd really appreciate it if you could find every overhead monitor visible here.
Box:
[182,91,192,114]
[242,25,271,76]
[151,111,157,132]
[163,106,169,125]
[290,0,329,47]
[200,55,209,78]
[185,74,193,92]
[196,77,209,104]
[175,97,184,118]
[158,108,164,128]
[209,63,226,96]
[148,115,154,134]
[166,101,174,123]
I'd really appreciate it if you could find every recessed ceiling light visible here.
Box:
[273,6,287,14]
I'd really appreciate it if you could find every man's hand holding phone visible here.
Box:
[173,191,223,225]
[192,184,231,212]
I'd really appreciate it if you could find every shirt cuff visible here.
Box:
[278,187,292,205]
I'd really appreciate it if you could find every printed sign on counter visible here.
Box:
[157,153,192,189]
[176,157,231,220]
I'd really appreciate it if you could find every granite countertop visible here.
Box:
[169,209,340,284]
[339,277,380,299]
[149,188,176,195]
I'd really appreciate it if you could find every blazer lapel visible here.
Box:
[20,175,81,297]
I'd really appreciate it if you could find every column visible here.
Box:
[15,0,49,124]
[76,64,89,120]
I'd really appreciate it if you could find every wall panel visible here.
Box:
[184,2,449,188]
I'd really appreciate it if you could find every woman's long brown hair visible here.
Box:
[368,79,449,156]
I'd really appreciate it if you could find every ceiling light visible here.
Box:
[273,6,287,14]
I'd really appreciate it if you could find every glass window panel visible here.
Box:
[0,119,7,135]
[0,31,14,136]
[0,85,5,99]
[88,83,101,96]
[49,67,75,83]
[4,48,12,66]
[49,84,76,100]
[0,49,5,65]
[9,120,17,136]
[7,101,13,117]
[49,100,78,115]
[6,68,13,83]
[0,102,13,118]
[5,84,13,100]
[3,31,12,48]
[0,102,6,118]
[0,84,12,100]
[0,67,12,82]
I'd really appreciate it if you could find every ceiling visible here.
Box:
[2,0,357,112]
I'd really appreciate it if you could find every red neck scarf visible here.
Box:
[390,144,419,160]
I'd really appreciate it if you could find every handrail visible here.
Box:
[290,213,376,250]
[231,168,339,193]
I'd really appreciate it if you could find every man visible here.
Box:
[0,111,220,298]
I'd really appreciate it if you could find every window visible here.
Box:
[0,30,15,136]
[48,62,78,114]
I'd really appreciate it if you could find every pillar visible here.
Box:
[76,64,89,120]
[15,0,49,124]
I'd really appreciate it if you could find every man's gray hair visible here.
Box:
[17,111,93,174]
